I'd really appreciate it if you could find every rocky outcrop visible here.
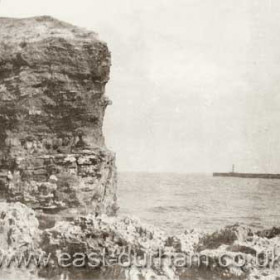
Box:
[0,16,117,215]
[41,215,167,255]
[0,202,43,279]
[0,202,279,280]
[193,225,280,280]
[39,215,280,280]
[0,202,40,252]
[40,214,178,280]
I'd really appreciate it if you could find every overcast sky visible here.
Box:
[1,0,280,173]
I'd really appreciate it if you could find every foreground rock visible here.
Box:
[0,202,280,279]
[0,16,117,215]
[195,225,280,280]
[40,215,280,280]
[0,202,40,252]
[0,202,43,279]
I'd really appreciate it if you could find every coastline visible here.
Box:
[1,202,280,280]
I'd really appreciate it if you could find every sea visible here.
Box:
[118,172,280,235]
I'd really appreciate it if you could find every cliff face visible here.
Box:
[0,16,117,215]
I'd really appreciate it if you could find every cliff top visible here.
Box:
[0,16,100,43]
[0,15,111,150]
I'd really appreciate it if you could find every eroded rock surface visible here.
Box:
[0,202,279,280]
[0,16,117,215]
[0,202,45,280]
[39,215,280,280]
[0,202,40,252]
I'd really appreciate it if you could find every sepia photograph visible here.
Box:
[0,0,280,279]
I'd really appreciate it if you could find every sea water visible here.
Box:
[118,172,280,234]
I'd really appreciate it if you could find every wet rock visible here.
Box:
[256,227,280,239]
[194,225,280,279]
[197,224,253,251]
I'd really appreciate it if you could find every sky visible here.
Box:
[1,0,280,173]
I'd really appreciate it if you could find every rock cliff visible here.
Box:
[0,16,117,215]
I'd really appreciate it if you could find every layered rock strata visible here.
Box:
[0,16,117,215]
